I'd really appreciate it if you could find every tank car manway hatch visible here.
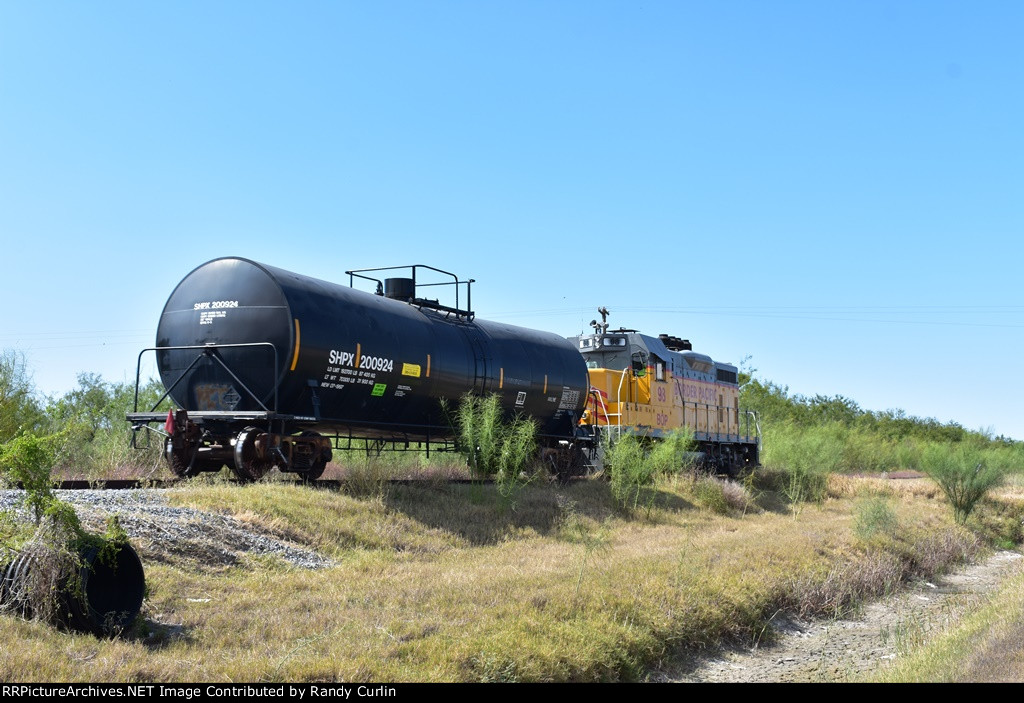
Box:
[127,258,590,481]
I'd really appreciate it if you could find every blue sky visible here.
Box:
[1,1,1021,437]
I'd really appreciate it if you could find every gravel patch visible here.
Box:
[653,550,1024,682]
[0,489,334,570]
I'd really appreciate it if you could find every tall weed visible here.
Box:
[0,433,57,523]
[647,428,696,474]
[446,394,539,510]
[447,394,538,480]
[605,433,651,511]
[605,429,694,512]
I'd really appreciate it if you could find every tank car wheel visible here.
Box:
[232,427,272,482]
[165,437,204,479]
[296,431,331,482]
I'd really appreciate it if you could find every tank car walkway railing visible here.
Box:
[346,264,476,320]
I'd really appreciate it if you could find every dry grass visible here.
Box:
[865,564,1024,682]
[993,473,1024,503]
[319,452,470,482]
[0,475,1013,682]
[827,473,942,501]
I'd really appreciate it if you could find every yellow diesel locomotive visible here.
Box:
[572,308,760,475]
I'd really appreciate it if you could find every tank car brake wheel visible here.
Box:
[165,437,204,479]
[232,427,272,482]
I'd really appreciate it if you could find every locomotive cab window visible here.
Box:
[631,351,648,376]
[651,354,666,381]
[683,355,714,374]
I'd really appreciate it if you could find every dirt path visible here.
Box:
[652,550,1024,683]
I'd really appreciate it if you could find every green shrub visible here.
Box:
[917,443,1004,525]
[853,496,899,541]
[1,434,141,635]
[0,433,57,524]
[647,428,696,474]
[692,477,729,514]
[0,350,45,442]
[969,498,1024,549]
[762,423,839,504]
[44,376,171,480]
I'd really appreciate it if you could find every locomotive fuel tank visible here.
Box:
[154,258,589,445]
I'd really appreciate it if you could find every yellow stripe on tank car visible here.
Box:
[543,375,548,394]
[499,367,504,389]
[426,354,431,378]
[290,319,301,371]
[355,343,361,370]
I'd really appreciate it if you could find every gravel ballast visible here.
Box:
[0,489,333,570]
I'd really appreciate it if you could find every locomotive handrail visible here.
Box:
[131,342,280,415]
[615,368,630,428]
[590,388,612,427]
[744,410,762,449]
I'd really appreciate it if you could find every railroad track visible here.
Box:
[13,478,498,491]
